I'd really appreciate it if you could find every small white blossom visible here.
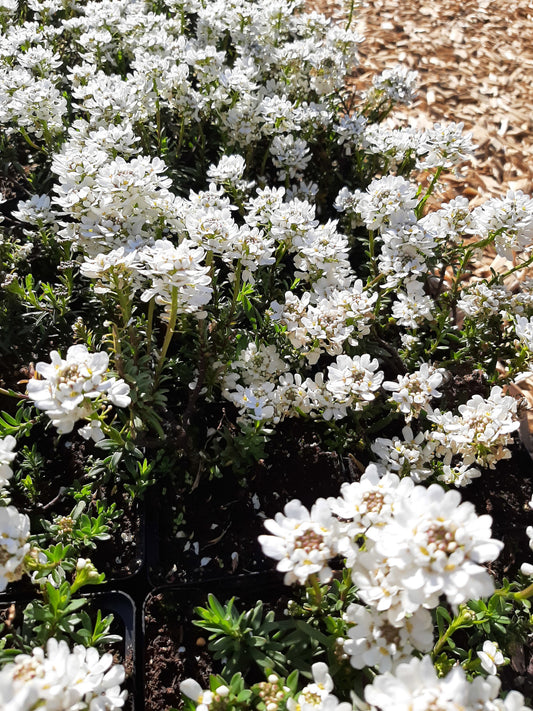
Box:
[0,435,17,488]
[0,638,127,710]
[365,655,529,711]
[258,498,342,586]
[0,505,30,592]
[418,122,475,169]
[343,604,433,672]
[477,640,505,675]
[26,345,131,436]
[287,663,352,711]
[383,363,445,422]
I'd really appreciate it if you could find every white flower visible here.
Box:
[390,281,435,328]
[477,640,505,675]
[180,679,215,711]
[418,122,475,169]
[0,435,17,488]
[428,386,520,469]
[378,483,503,609]
[515,315,533,352]
[329,465,414,557]
[368,64,418,105]
[364,655,529,711]
[139,239,213,320]
[26,345,131,435]
[258,499,341,586]
[343,604,433,672]
[0,638,127,710]
[383,363,445,422]
[287,663,352,711]
[371,427,434,483]
[473,190,533,259]
[326,354,384,410]
[348,175,418,232]
[0,505,31,592]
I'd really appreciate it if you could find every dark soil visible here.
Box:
[143,577,288,711]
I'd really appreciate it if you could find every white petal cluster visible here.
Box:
[374,484,503,611]
[477,640,506,675]
[269,282,377,363]
[180,678,223,711]
[367,64,418,106]
[378,226,436,289]
[335,175,418,232]
[80,246,144,295]
[258,498,344,585]
[326,354,384,410]
[26,345,131,437]
[514,315,533,352]
[343,604,433,672]
[473,190,533,259]
[262,466,502,659]
[364,655,530,711]
[371,426,434,483]
[139,239,213,319]
[428,385,520,469]
[417,122,475,170]
[0,434,17,488]
[0,638,127,711]
[383,363,445,422]
[286,663,352,711]
[0,505,30,592]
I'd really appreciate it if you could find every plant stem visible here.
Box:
[146,297,155,352]
[309,573,322,607]
[154,286,179,386]
[432,607,474,656]
[345,0,356,30]
[415,166,443,218]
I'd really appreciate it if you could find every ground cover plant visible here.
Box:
[0,0,533,708]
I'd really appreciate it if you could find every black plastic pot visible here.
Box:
[144,447,351,587]
[0,589,138,711]
[142,574,287,711]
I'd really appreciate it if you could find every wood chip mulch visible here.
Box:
[309,0,533,439]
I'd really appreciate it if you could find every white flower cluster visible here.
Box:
[366,64,418,106]
[286,663,351,711]
[223,352,384,424]
[260,464,503,673]
[269,282,377,364]
[0,638,127,711]
[26,344,131,439]
[0,434,16,488]
[428,385,520,469]
[383,363,446,422]
[473,190,533,259]
[364,655,529,711]
[0,504,31,592]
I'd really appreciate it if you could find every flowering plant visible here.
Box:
[0,0,532,707]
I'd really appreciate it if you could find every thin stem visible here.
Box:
[146,297,155,352]
[18,126,46,153]
[345,0,356,31]
[513,582,533,601]
[227,261,242,325]
[415,166,443,219]
[154,286,179,386]
[432,607,474,657]
[309,573,322,607]
[487,252,533,287]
